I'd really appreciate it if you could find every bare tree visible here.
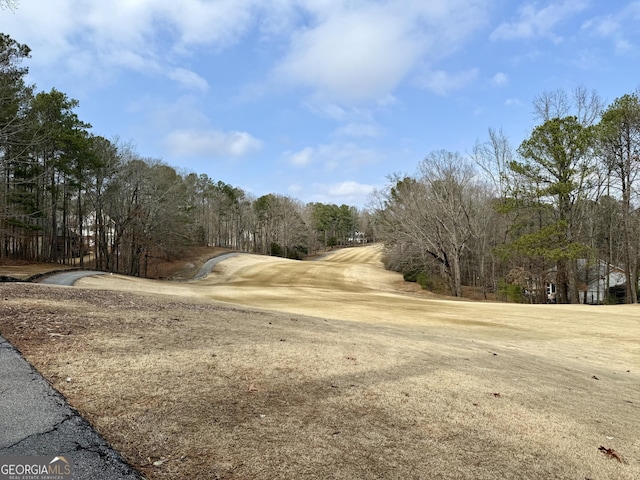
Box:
[533,86,603,127]
[380,151,483,297]
[598,93,640,303]
[473,127,514,198]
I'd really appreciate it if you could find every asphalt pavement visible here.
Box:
[1,255,241,478]
[0,335,143,479]
[191,252,243,280]
[38,270,107,286]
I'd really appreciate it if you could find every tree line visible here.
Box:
[0,33,375,275]
[4,31,640,304]
[373,87,640,304]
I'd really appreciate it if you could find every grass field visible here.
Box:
[1,245,638,479]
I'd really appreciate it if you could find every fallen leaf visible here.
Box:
[598,446,624,463]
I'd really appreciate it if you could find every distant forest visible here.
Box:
[2,33,640,304]
[0,33,375,275]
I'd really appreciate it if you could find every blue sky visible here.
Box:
[2,1,640,207]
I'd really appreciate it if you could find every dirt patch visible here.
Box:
[1,246,639,479]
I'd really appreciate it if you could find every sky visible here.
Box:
[2,1,640,208]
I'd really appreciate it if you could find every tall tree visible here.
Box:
[380,151,482,297]
[598,93,640,303]
[84,135,121,270]
[473,127,514,198]
[27,88,91,262]
[253,193,306,257]
[514,116,595,303]
[0,33,35,259]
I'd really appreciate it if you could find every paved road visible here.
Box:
[192,252,244,280]
[34,255,245,285]
[39,270,107,286]
[4,269,138,477]
[0,336,143,479]
[37,253,246,285]
[0,256,243,479]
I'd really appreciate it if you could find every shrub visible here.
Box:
[269,242,283,257]
[403,269,420,282]
[416,272,433,290]
[497,279,525,303]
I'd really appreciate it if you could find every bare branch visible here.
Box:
[532,86,603,126]
[0,0,18,11]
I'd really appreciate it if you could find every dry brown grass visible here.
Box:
[0,262,66,280]
[1,245,639,479]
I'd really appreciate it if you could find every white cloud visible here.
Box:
[273,1,490,103]
[587,17,619,37]
[327,181,376,197]
[304,103,351,122]
[164,129,263,158]
[614,39,633,53]
[582,3,640,54]
[1,0,258,84]
[416,68,479,96]
[288,147,315,167]
[303,102,387,129]
[491,0,589,44]
[167,68,209,92]
[505,98,523,107]
[162,0,256,49]
[319,143,380,171]
[491,72,509,87]
[2,0,491,105]
[273,6,427,103]
[288,183,303,194]
[307,181,377,207]
[376,94,399,109]
[283,142,380,171]
[334,123,383,138]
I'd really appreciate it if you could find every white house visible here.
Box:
[577,259,627,304]
[546,259,628,304]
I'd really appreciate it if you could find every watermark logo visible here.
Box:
[0,455,73,480]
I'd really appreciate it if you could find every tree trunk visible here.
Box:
[622,179,638,303]
[556,259,569,304]
[567,258,580,304]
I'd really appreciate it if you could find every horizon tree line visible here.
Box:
[374,87,640,304]
[0,33,375,276]
[3,32,640,303]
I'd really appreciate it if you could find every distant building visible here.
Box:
[546,259,627,304]
[577,259,626,304]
